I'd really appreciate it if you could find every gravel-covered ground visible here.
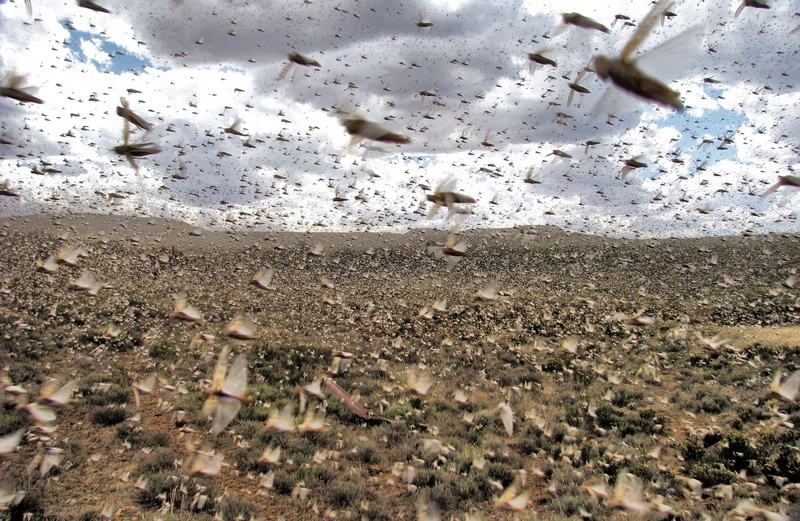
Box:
[1,213,799,520]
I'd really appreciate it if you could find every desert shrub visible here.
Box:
[7,362,39,384]
[352,441,383,465]
[193,414,212,434]
[375,419,409,447]
[250,383,283,403]
[541,356,566,373]
[6,485,46,520]
[689,385,731,414]
[594,403,623,430]
[413,469,445,488]
[551,492,595,518]
[610,387,642,408]
[298,464,337,485]
[271,469,294,495]
[82,380,129,406]
[515,431,544,456]
[788,408,800,427]
[77,329,137,352]
[251,344,327,386]
[735,406,758,424]
[703,430,724,448]
[486,463,515,488]
[729,416,744,430]
[138,447,180,474]
[428,480,460,512]
[549,422,571,444]
[0,407,26,436]
[719,431,759,472]
[627,461,658,483]
[715,365,755,387]
[135,472,216,512]
[617,408,666,437]
[326,396,363,424]
[688,463,736,487]
[217,495,260,521]
[234,420,263,440]
[360,496,394,521]
[229,447,260,473]
[743,341,781,358]
[681,437,705,463]
[173,391,203,413]
[759,429,800,482]
[236,404,270,422]
[600,454,628,481]
[569,364,595,387]
[116,424,171,449]
[91,406,127,426]
[550,465,584,489]
[148,341,174,360]
[496,366,541,388]
[563,403,585,428]
[453,473,492,503]
[328,478,369,508]
[439,416,482,445]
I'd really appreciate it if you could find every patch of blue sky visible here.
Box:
[396,154,437,168]
[60,21,155,74]
[660,101,746,165]
[219,64,247,75]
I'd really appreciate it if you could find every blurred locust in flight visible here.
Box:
[116,97,152,131]
[0,73,43,104]
[78,0,111,13]
[114,103,161,170]
[417,12,433,30]
[342,115,410,151]
[528,51,557,74]
[425,177,476,219]
[761,175,800,197]
[276,52,321,81]
[549,12,610,38]
[735,0,770,18]
[562,12,610,33]
[593,0,706,111]
[202,345,250,435]
[567,68,591,107]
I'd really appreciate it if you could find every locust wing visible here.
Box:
[620,0,673,60]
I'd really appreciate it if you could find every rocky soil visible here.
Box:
[0,213,799,520]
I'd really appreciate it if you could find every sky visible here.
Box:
[0,0,798,238]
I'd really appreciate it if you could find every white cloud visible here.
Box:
[0,0,797,238]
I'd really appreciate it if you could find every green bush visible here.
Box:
[689,463,736,487]
[610,387,643,408]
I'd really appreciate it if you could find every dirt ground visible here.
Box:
[1,213,798,520]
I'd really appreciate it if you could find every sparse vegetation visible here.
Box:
[91,406,127,426]
[0,219,798,519]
